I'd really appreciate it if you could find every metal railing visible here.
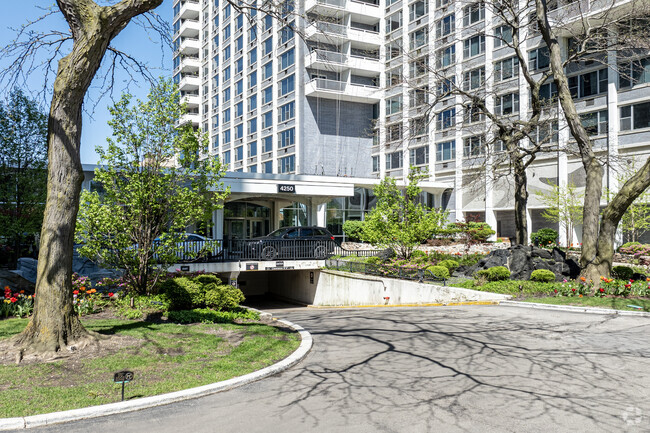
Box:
[312,21,348,36]
[165,239,382,263]
[311,49,348,64]
[325,259,447,285]
[315,0,346,8]
[310,78,347,91]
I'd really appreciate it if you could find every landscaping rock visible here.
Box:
[461,245,580,281]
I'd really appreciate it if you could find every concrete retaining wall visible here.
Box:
[266,269,511,306]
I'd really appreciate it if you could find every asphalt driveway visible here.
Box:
[23,305,650,432]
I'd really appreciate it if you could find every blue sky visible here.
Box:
[0,1,174,164]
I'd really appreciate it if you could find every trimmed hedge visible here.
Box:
[476,266,511,281]
[437,259,459,273]
[612,266,634,280]
[530,228,558,246]
[426,265,450,280]
[530,269,556,283]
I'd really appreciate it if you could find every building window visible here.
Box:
[280,75,295,96]
[248,118,257,134]
[386,123,403,142]
[280,48,295,71]
[436,108,456,130]
[372,155,380,172]
[528,46,550,71]
[463,34,485,58]
[263,86,273,104]
[235,102,243,117]
[235,79,243,96]
[581,110,608,136]
[386,96,403,115]
[436,140,455,161]
[248,164,258,173]
[494,56,519,82]
[249,71,257,88]
[436,0,452,7]
[620,101,650,130]
[410,117,427,137]
[409,0,428,22]
[263,37,273,56]
[410,27,428,50]
[235,35,243,52]
[263,160,273,173]
[386,151,403,170]
[279,101,295,122]
[409,146,429,166]
[539,82,558,104]
[435,14,455,39]
[279,128,295,148]
[223,108,230,123]
[235,57,243,74]
[411,87,429,107]
[264,14,273,31]
[463,67,485,90]
[280,22,294,43]
[568,68,608,99]
[249,47,257,66]
[263,62,273,80]
[530,120,559,146]
[223,24,231,40]
[436,45,456,68]
[464,102,484,124]
[386,68,402,87]
[409,57,428,78]
[495,93,519,115]
[235,123,243,139]
[235,146,243,161]
[386,11,402,33]
[494,25,513,48]
[223,66,231,82]
[262,110,273,128]
[463,1,485,27]
[279,155,295,173]
[436,77,455,97]
[463,135,485,157]
[249,141,257,157]
[262,135,273,152]
[619,58,650,88]
[223,87,231,102]
[222,150,231,165]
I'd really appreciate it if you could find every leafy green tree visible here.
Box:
[0,89,48,266]
[75,79,229,295]
[361,170,448,259]
[534,181,583,250]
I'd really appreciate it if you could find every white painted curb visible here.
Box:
[0,319,312,431]
[500,300,650,317]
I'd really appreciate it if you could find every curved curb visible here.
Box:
[499,300,650,317]
[0,318,312,431]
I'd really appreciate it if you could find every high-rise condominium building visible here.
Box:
[172,0,650,244]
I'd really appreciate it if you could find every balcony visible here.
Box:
[178,110,200,126]
[348,53,380,73]
[347,26,381,46]
[178,0,199,20]
[178,18,199,38]
[348,0,381,19]
[305,49,348,71]
[305,78,380,103]
[180,91,200,109]
[305,0,346,14]
[305,21,348,44]
[178,36,200,55]
[178,74,200,91]
[176,55,199,74]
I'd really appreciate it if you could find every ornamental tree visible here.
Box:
[361,170,448,259]
[75,79,229,295]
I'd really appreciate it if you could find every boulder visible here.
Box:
[460,245,580,281]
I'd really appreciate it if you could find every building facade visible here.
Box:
[172,0,650,244]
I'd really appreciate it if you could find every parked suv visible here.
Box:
[250,226,339,260]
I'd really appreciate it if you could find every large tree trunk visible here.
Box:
[13,0,163,356]
[513,157,529,245]
[535,0,650,283]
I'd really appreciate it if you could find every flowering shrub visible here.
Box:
[553,278,590,297]
[1,286,34,319]
[596,277,650,298]
[618,244,650,257]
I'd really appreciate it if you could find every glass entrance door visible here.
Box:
[248,219,268,238]
[227,220,245,240]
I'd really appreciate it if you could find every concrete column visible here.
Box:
[224,271,240,287]
[214,208,224,240]
[526,208,533,246]
[317,203,327,227]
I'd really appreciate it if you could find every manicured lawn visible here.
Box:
[0,318,300,418]
[521,296,650,312]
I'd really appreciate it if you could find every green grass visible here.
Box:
[521,296,650,312]
[453,279,562,296]
[0,318,300,418]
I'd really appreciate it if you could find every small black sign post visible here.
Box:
[114,370,134,402]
